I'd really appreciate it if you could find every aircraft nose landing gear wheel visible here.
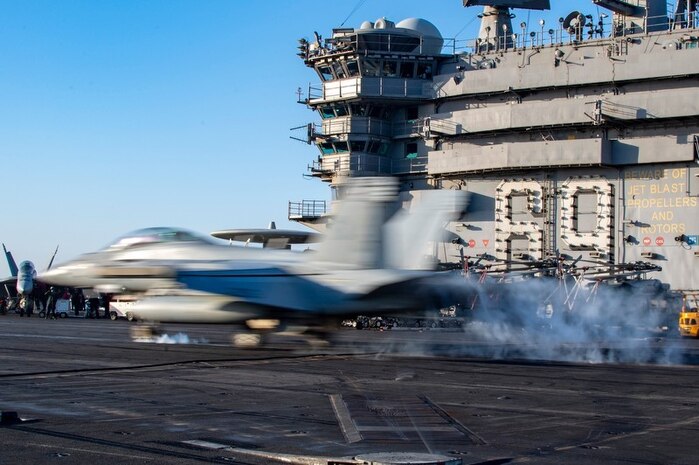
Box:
[130,324,162,341]
[231,332,265,348]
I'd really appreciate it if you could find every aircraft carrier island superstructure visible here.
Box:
[292,0,699,294]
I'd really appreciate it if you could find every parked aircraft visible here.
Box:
[39,178,468,341]
[1,244,59,298]
[210,221,321,249]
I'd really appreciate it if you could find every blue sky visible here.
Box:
[1,0,593,268]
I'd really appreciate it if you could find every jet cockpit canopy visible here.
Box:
[18,260,35,273]
[103,227,217,251]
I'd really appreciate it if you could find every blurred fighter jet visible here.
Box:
[40,178,467,340]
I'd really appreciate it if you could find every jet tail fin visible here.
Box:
[313,178,468,270]
[3,244,18,277]
[47,245,59,271]
[385,189,469,270]
[313,178,398,269]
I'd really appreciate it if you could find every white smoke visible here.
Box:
[134,332,208,344]
[373,273,682,365]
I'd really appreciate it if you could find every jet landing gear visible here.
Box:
[129,323,163,341]
[230,319,279,348]
[230,319,338,349]
[231,332,266,348]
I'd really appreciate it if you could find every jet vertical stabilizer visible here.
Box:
[47,246,59,271]
[314,178,398,269]
[3,244,18,277]
[385,190,469,270]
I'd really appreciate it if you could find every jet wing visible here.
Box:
[1,276,17,287]
[171,262,452,316]
[1,276,17,297]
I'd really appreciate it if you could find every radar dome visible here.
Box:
[395,18,443,40]
[359,20,374,30]
[395,18,444,55]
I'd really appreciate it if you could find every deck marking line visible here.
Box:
[182,439,230,450]
[328,394,362,443]
[419,394,488,445]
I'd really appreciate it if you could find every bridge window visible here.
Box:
[319,106,335,119]
[317,65,333,81]
[417,62,433,79]
[362,58,381,77]
[400,61,415,78]
[332,62,346,79]
[350,103,367,116]
[382,60,398,77]
[390,35,421,53]
[320,142,335,155]
[368,106,390,119]
[350,141,366,152]
[318,104,350,118]
[405,142,418,159]
[346,60,359,77]
[367,140,382,154]
[335,141,349,153]
[334,105,348,117]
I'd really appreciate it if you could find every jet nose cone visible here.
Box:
[39,260,95,288]
[17,280,33,295]
[38,267,71,286]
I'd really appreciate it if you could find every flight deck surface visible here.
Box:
[0,316,697,465]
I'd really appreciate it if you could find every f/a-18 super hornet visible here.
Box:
[40,178,468,342]
[2,243,59,301]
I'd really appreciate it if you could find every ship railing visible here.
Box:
[392,120,423,138]
[288,200,327,220]
[310,154,388,175]
[448,11,699,56]
[310,153,426,176]
[393,117,462,138]
[309,9,699,61]
[321,117,393,138]
[392,156,428,174]
[308,84,323,101]
[597,100,641,121]
[307,77,433,104]
[321,32,459,57]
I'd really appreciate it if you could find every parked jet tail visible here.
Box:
[3,244,18,277]
[47,245,59,271]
